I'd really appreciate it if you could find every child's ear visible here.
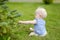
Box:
[39,13,42,17]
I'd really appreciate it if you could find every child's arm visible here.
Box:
[18,20,36,24]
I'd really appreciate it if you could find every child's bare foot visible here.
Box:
[29,32,38,36]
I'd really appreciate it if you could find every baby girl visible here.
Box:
[19,7,47,37]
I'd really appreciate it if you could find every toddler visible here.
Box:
[19,7,47,37]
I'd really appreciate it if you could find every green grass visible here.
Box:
[6,3,60,40]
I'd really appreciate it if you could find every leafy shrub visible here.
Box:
[0,0,8,5]
[43,0,53,4]
[0,0,21,40]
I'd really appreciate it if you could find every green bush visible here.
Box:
[43,0,53,4]
[0,0,8,5]
[0,0,21,40]
[0,0,8,2]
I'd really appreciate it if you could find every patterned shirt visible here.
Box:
[34,18,47,35]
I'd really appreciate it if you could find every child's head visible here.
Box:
[35,7,47,18]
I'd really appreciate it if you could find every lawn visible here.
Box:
[6,3,60,40]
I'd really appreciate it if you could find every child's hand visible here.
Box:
[18,21,22,24]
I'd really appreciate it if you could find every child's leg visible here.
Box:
[29,28,38,36]
[29,32,38,36]
[40,31,47,37]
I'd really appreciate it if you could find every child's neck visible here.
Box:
[35,15,42,19]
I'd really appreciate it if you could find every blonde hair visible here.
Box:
[35,7,47,18]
